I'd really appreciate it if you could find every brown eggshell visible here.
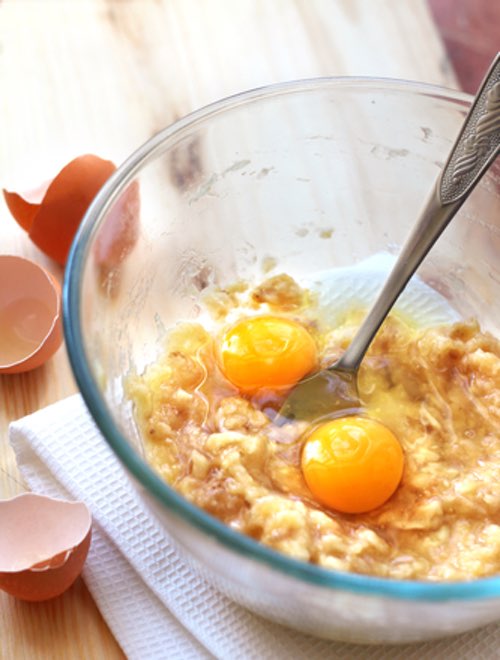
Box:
[29,155,116,265]
[0,255,63,374]
[3,155,116,265]
[0,493,92,602]
[3,181,51,232]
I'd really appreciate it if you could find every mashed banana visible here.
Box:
[128,275,500,580]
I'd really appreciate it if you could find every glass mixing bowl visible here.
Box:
[64,78,500,644]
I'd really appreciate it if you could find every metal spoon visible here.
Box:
[278,52,500,423]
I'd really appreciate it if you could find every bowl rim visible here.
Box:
[64,76,500,602]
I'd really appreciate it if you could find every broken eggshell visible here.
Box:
[0,493,92,601]
[3,155,141,296]
[0,255,63,374]
[3,155,116,266]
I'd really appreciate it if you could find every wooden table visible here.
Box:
[0,1,459,657]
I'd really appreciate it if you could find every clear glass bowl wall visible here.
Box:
[66,79,500,644]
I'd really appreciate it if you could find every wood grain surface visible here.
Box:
[0,1,456,657]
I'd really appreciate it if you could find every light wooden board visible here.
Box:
[0,0,455,656]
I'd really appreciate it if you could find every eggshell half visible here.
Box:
[3,155,116,265]
[0,493,92,602]
[0,255,63,374]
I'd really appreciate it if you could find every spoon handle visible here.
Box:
[335,52,500,373]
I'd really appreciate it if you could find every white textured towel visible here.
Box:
[8,256,500,658]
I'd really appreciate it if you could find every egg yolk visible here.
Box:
[218,315,317,393]
[301,416,404,514]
